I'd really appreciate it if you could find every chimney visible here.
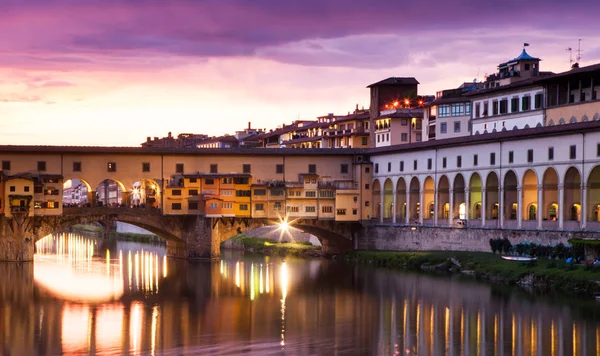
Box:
[154,137,158,140]
[146,137,151,143]
[248,121,251,129]
[168,131,172,138]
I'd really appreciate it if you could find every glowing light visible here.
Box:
[279,262,289,347]
[131,302,143,354]
[279,220,289,232]
[61,305,90,353]
[404,99,410,106]
[96,304,124,353]
[393,101,399,107]
[151,306,159,356]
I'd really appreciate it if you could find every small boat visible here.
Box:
[501,256,537,261]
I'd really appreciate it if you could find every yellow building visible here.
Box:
[3,176,34,218]
[232,174,252,217]
[33,175,64,216]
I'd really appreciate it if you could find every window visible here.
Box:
[37,161,46,171]
[508,151,514,163]
[387,162,391,172]
[482,102,489,116]
[221,190,233,196]
[490,152,496,165]
[365,167,370,173]
[427,158,432,170]
[401,133,408,142]
[492,101,498,115]
[239,204,249,211]
[142,162,150,172]
[276,164,284,174]
[322,206,333,213]
[442,157,447,168]
[189,189,198,196]
[243,164,251,173]
[234,177,249,184]
[524,63,530,70]
[386,133,390,142]
[236,190,251,197]
[353,209,358,215]
[107,162,117,172]
[189,202,199,210]
[172,189,182,196]
[189,178,197,183]
[375,163,379,173]
[205,178,214,185]
[308,164,316,174]
[527,149,534,163]
[361,137,368,146]
[24,186,30,192]
[305,206,316,213]
[499,99,508,114]
[413,160,417,170]
[255,203,265,211]
[9,186,15,192]
[210,164,218,173]
[511,97,519,112]
[475,103,481,118]
[597,144,600,157]
[451,103,464,116]
[287,206,299,213]
[337,209,347,215]
[2,161,10,170]
[377,135,380,143]
[365,184,370,190]
[401,119,408,126]
[353,196,358,203]
[457,156,462,168]
[438,105,450,117]
[570,145,576,159]
[440,122,447,133]
[454,121,461,133]
[271,189,284,196]
[34,186,42,194]
[305,191,316,197]
[274,202,282,211]
[400,161,404,172]
[73,162,82,172]
[254,189,267,196]
[465,103,471,116]
[534,93,543,109]
[341,164,348,174]
[365,201,370,207]
[209,202,219,209]
[416,133,422,142]
[474,154,478,166]
[176,163,184,173]
[549,147,555,160]
[172,203,181,210]
[522,96,530,111]
[320,190,335,198]
[221,177,232,184]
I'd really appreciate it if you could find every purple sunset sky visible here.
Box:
[1,0,598,145]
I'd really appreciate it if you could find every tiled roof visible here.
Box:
[367,77,420,88]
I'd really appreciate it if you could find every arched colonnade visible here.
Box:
[372,165,600,230]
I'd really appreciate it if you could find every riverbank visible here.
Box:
[223,235,323,257]
[345,250,600,295]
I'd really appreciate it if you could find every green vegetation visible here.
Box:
[228,235,321,257]
[345,250,600,295]
[71,224,103,232]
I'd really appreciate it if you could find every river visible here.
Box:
[1,232,600,355]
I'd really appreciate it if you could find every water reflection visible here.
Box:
[1,233,600,355]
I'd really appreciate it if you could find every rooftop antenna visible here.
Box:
[566,47,573,67]
[576,38,582,63]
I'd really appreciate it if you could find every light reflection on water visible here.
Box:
[0,232,599,355]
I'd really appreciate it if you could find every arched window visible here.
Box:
[443,203,450,219]
[474,202,482,219]
[428,203,434,218]
[548,119,555,126]
[559,118,566,124]
[548,203,558,221]
[459,203,466,220]
[491,203,499,219]
[569,116,577,124]
[570,204,581,221]
[582,115,589,122]
[510,203,518,219]
[528,204,537,220]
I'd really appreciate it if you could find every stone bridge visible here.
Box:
[1,208,361,261]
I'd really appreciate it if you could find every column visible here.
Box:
[419,189,424,225]
[581,183,587,229]
[567,81,571,104]
[481,187,487,227]
[379,189,384,224]
[537,184,543,230]
[405,188,410,224]
[464,187,470,223]
[558,184,564,230]
[392,188,397,224]
[448,183,454,226]
[433,188,439,226]
[499,186,504,228]
[517,187,523,228]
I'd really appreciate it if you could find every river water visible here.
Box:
[1,232,600,355]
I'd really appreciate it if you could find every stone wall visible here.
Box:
[357,224,599,252]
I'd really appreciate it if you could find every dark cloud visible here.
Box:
[0,0,598,69]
